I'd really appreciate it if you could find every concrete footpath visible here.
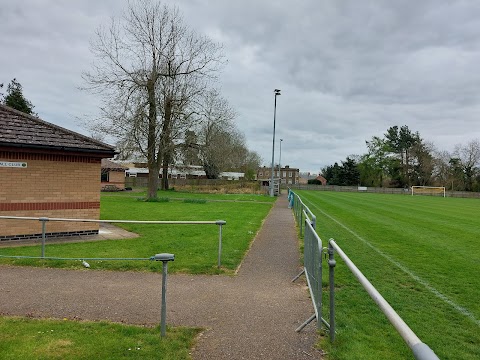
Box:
[0,195,321,359]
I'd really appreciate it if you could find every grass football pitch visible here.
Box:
[295,190,479,360]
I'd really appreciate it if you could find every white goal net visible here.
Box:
[411,186,446,197]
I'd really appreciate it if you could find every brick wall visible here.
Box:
[0,151,101,238]
[101,170,125,189]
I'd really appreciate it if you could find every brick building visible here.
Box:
[101,159,127,190]
[257,165,300,185]
[0,105,115,240]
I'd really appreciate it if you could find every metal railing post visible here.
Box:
[328,240,336,342]
[216,220,227,268]
[153,253,175,338]
[39,217,48,258]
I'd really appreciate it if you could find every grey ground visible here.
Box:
[0,195,321,359]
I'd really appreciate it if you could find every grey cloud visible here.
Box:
[2,0,480,172]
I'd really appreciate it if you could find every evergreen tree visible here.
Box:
[2,78,36,115]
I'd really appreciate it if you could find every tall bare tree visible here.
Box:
[242,150,262,180]
[453,139,480,191]
[83,0,224,199]
[432,150,452,187]
[192,89,255,178]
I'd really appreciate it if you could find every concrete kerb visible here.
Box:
[0,223,139,248]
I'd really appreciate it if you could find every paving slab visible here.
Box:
[0,195,321,359]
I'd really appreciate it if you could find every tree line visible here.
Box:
[320,125,480,192]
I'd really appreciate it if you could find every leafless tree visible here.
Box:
[432,150,452,187]
[453,139,480,191]
[83,0,224,198]
[195,89,248,178]
[242,150,262,180]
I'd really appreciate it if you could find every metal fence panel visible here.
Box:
[304,219,322,329]
[289,189,326,332]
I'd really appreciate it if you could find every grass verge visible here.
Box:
[0,316,200,360]
[104,189,276,203]
[0,192,274,274]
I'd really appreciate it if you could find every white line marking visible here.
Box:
[303,197,480,327]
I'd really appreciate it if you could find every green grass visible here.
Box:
[0,192,274,274]
[106,189,276,203]
[295,190,480,360]
[0,316,200,360]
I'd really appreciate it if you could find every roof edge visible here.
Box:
[0,142,116,157]
[0,104,115,151]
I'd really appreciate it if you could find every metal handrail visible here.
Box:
[0,216,226,268]
[0,215,226,225]
[329,240,439,360]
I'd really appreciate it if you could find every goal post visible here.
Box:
[411,186,446,197]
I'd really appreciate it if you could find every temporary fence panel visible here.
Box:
[289,189,328,332]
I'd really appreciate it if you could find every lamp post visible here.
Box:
[270,89,281,197]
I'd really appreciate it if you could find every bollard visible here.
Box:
[152,253,175,337]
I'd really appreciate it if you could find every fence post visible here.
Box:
[153,253,175,338]
[39,218,49,258]
[216,220,227,268]
[328,240,336,342]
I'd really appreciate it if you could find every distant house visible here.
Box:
[101,159,127,190]
[0,104,115,240]
[316,175,327,185]
[299,173,327,186]
[298,172,318,185]
[124,164,244,180]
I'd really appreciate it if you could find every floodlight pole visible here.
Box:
[270,89,281,197]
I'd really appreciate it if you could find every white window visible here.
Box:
[259,172,263,177]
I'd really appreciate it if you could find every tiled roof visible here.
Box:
[0,104,115,155]
[101,159,128,170]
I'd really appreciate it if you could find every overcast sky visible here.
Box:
[2,1,480,173]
